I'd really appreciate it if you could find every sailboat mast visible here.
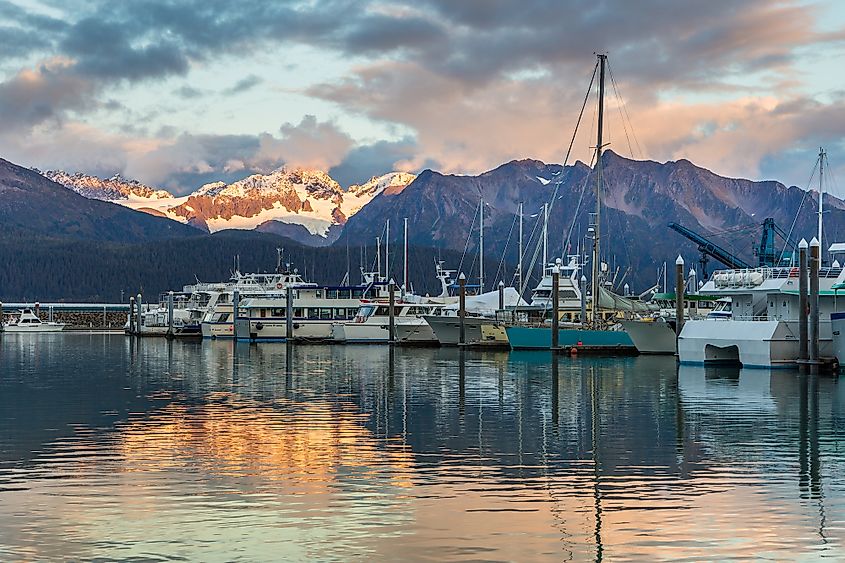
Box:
[518,201,524,294]
[591,53,607,322]
[376,236,381,279]
[543,202,549,271]
[479,199,485,293]
[385,219,390,281]
[819,147,825,256]
[403,217,409,292]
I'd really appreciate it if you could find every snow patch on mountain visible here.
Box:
[41,167,417,239]
[43,170,172,201]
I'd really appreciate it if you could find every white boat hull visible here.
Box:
[202,321,235,339]
[424,315,509,347]
[678,319,834,368]
[3,324,65,333]
[621,319,677,354]
[233,318,335,341]
[332,319,439,344]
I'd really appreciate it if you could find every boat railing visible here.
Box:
[712,266,843,287]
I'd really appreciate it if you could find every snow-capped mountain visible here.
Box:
[43,170,172,201]
[43,167,417,240]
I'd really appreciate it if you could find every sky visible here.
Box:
[1,0,845,195]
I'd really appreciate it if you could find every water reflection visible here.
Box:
[0,336,844,560]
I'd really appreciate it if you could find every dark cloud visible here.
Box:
[125,116,354,193]
[222,74,263,95]
[1,0,844,187]
[329,137,420,186]
[174,85,203,99]
[0,60,97,130]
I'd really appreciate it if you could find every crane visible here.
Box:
[669,217,797,279]
[668,222,752,279]
[756,217,797,267]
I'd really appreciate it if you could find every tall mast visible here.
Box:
[518,201,524,294]
[403,217,409,292]
[543,202,549,271]
[376,236,381,278]
[479,198,485,293]
[385,219,390,281]
[819,147,825,258]
[591,53,607,322]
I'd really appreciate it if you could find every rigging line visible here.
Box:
[519,61,598,297]
[607,64,635,159]
[494,211,518,286]
[511,210,544,287]
[607,62,643,159]
[457,200,480,277]
[824,155,842,200]
[562,150,598,260]
[780,157,820,262]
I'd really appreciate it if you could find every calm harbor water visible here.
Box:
[1,335,844,561]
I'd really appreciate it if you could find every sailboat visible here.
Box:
[504,54,645,351]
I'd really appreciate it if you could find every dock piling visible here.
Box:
[166,291,174,339]
[552,261,560,350]
[389,278,396,344]
[580,275,587,327]
[498,280,504,311]
[136,293,142,337]
[286,285,293,342]
[799,239,809,362]
[232,289,240,341]
[675,255,685,341]
[810,237,820,371]
[459,273,467,345]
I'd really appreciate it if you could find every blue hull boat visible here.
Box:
[505,326,635,351]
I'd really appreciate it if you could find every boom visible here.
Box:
[668,222,752,277]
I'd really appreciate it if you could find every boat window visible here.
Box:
[334,308,346,319]
[320,308,332,320]
[327,289,338,299]
[219,313,230,322]
[376,306,389,316]
[294,308,305,318]
[260,309,267,318]
[315,290,323,298]
[307,308,319,319]
[352,289,364,299]
[271,308,285,318]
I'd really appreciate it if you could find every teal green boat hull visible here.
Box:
[505,326,634,350]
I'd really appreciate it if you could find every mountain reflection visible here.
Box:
[1,336,845,560]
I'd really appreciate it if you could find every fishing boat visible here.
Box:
[3,309,65,332]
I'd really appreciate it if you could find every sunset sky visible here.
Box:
[2,0,845,194]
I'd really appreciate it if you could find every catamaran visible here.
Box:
[679,148,841,367]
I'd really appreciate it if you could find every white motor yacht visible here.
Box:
[3,309,65,332]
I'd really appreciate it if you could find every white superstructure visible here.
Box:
[678,249,844,367]
[3,309,65,332]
